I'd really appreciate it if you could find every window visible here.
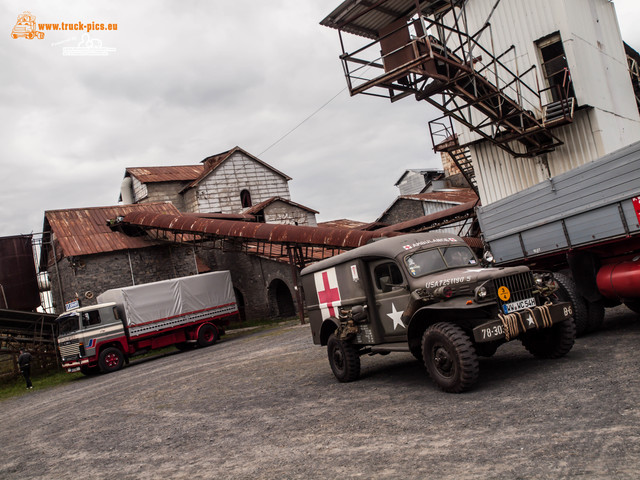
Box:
[536,33,575,103]
[373,262,404,290]
[405,246,477,277]
[82,310,101,327]
[240,189,252,208]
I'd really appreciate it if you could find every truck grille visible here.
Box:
[493,271,537,311]
[59,341,80,360]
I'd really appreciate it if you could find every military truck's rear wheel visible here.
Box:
[327,334,360,382]
[99,347,124,373]
[422,323,479,393]
[521,317,576,359]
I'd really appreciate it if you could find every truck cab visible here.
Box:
[56,303,126,374]
[301,232,576,392]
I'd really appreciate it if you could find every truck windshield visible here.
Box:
[405,246,477,277]
[57,314,80,335]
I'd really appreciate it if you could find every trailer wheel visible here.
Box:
[327,334,360,382]
[197,324,218,347]
[521,317,576,359]
[421,323,478,393]
[99,347,124,373]
[553,272,589,336]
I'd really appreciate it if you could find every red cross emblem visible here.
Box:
[315,269,341,319]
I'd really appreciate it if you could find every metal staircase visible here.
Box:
[321,0,576,168]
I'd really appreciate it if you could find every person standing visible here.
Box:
[18,349,33,389]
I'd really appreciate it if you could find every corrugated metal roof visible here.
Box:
[401,188,478,204]
[44,203,181,258]
[244,197,319,215]
[317,219,370,229]
[125,165,204,183]
[320,0,463,39]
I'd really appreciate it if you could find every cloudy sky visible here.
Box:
[2,0,640,236]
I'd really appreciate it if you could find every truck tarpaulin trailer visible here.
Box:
[56,271,238,374]
[477,141,640,335]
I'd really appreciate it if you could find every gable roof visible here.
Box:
[125,165,204,183]
[43,202,181,259]
[376,188,479,222]
[181,146,292,193]
[243,197,319,215]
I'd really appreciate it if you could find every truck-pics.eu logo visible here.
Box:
[11,11,44,39]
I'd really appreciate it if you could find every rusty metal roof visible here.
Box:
[125,165,204,183]
[317,219,370,230]
[400,188,478,204]
[243,197,319,215]
[320,0,463,39]
[44,203,181,258]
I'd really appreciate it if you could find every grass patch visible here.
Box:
[0,370,83,401]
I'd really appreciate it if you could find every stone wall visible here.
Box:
[47,245,199,313]
[378,199,425,225]
[47,243,301,322]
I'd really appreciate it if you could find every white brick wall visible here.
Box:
[195,152,290,214]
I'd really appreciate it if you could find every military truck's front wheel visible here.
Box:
[327,334,360,382]
[422,323,479,393]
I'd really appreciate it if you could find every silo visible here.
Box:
[0,235,40,311]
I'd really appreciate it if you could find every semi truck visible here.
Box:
[301,232,575,393]
[477,140,640,335]
[56,271,239,374]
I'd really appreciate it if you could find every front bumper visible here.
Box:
[473,302,574,343]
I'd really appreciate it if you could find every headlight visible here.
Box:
[475,286,487,299]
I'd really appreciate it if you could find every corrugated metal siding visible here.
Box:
[45,203,181,258]
[475,108,601,204]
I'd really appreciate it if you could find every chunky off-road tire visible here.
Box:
[327,334,360,383]
[421,323,479,393]
[521,317,576,359]
[197,324,219,347]
[553,273,589,336]
[624,301,640,315]
[99,347,124,373]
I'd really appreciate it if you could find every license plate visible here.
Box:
[502,297,536,314]
[67,367,81,373]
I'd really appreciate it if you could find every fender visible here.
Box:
[319,317,340,346]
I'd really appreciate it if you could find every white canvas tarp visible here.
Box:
[97,271,236,328]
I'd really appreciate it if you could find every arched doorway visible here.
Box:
[267,279,295,318]
[233,288,246,323]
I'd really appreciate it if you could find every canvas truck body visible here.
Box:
[301,232,575,393]
[56,271,238,374]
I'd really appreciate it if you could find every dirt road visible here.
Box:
[1,307,639,479]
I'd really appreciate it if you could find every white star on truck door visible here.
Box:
[387,303,405,330]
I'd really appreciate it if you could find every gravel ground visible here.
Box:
[1,306,639,479]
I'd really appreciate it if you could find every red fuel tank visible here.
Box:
[596,257,640,299]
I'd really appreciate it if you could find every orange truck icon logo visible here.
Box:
[11,11,44,39]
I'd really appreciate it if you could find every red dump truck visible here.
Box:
[56,271,238,374]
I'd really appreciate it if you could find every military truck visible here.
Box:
[56,271,238,375]
[301,232,575,393]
